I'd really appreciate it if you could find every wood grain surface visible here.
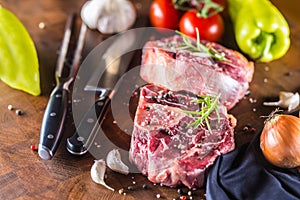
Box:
[0,0,299,199]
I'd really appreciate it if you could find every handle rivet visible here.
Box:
[50,112,56,117]
[77,136,84,142]
[47,134,54,139]
[87,118,94,123]
[97,101,104,106]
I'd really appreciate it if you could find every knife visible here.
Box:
[66,31,137,155]
[38,15,87,160]
[66,89,112,155]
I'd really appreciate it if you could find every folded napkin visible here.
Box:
[206,113,300,200]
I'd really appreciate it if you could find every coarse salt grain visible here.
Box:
[243,126,249,131]
[8,105,13,110]
[249,98,257,103]
[118,188,124,194]
[264,66,269,71]
[38,22,46,29]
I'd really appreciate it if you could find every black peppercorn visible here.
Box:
[177,188,183,195]
[142,184,148,189]
[127,186,134,191]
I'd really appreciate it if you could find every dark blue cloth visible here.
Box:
[206,114,300,200]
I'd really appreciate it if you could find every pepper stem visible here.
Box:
[260,32,275,61]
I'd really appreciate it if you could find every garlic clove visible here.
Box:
[96,0,136,34]
[90,159,115,191]
[106,149,129,175]
[263,91,300,111]
[286,92,299,111]
[81,0,105,29]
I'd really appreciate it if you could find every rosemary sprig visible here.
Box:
[175,29,230,62]
[183,94,221,133]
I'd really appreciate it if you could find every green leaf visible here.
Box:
[0,6,40,96]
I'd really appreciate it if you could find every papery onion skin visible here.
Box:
[260,114,300,168]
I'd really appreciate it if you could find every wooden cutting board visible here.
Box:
[0,0,299,199]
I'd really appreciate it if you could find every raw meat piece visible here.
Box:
[140,35,254,109]
[129,84,236,188]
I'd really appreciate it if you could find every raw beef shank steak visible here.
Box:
[140,35,254,109]
[129,84,236,188]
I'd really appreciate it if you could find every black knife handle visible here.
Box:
[66,94,110,155]
[38,85,68,160]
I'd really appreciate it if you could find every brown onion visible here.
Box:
[260,114,300,170]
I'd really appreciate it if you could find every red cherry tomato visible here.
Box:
[179,10,224,42]
[149,0,182,30]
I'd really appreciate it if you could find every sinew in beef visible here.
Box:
[140,35,254,109]
[129,84,236,188]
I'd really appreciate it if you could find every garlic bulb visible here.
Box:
[260,114,300,169]
[81,0,136,34]
[263,91,299,112]
[106,149,129,175]
[90,159,114,191]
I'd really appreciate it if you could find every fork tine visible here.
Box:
[64,22,87,90]
[56,14,75,80]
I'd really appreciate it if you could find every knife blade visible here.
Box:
[66,31,137,155]
[38,15,87,160]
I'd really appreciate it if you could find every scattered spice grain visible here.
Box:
[7,105,14,110]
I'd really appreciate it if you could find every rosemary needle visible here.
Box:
[175,29,230,62]
[183,94,221,133]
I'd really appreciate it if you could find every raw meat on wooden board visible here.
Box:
[140,35,254,109]
[129,84,236,188]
